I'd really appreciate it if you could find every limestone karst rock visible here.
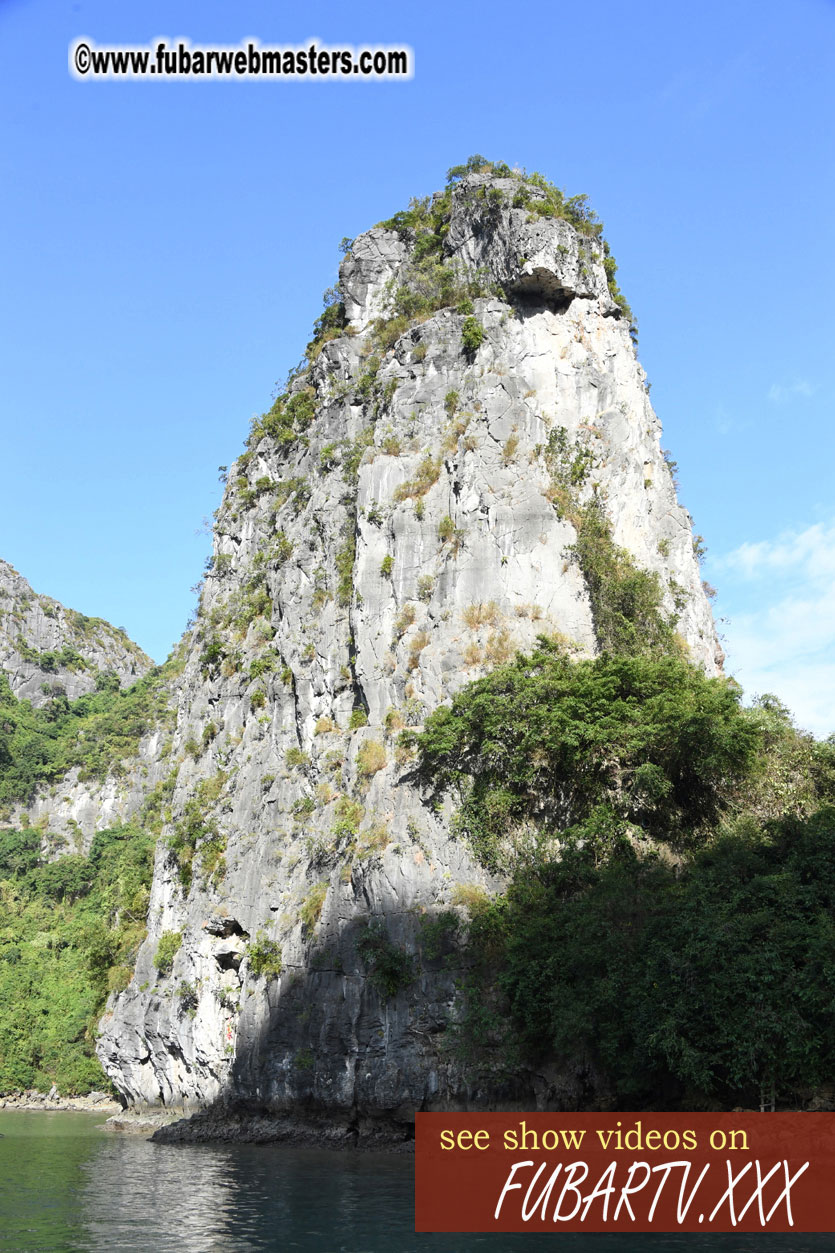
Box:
[3,166,724,1129]
[0,558,152,706]
[92,168,721,1125]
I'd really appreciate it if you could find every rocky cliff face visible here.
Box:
[92,170,720,1125]
[0,559,152,706]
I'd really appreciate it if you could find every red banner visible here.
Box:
[415,1112,835,1233]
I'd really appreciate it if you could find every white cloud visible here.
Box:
[712,405,753,438]
[710,520,835,738]
[715,521,835,583]
[767,379,815,404]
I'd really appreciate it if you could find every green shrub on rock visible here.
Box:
[154,930,182,975]
[246,934,283,980]
[461,316,484,354]
[356,919,414,999]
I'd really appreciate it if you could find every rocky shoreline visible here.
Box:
[147,1105,416,1152]
[0,1087,121,1114]
[0,1090,416,1149]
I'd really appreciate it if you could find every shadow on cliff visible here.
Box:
[152,907,550,1145]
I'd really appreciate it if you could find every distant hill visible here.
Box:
[0,558,152,707]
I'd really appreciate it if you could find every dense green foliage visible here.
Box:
[414,645,758,869]
[14,637,89,674]
[0,669,170,809]
[738,695,835,820]
[248,386,316,450]
[414,631,835,1108]
[335,528,356,607]
[371,183,498,352]
[0,824,153,1092]
[166,797,223,893]
[465,809,835,1108]
[445,155,602,238]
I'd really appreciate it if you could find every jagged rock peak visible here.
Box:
[0,558,153,706]
[341,161,628,332]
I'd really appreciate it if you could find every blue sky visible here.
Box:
[1,0,833,734]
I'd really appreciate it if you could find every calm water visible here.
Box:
[0,1111,832,1252]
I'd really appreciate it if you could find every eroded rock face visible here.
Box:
[91,172,721,1119]
[340,228,410,330]
[0,559,152,706]
[444,174,616,308]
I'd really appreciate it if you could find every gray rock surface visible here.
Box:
[10,172,724,1128]
[444,173,616,309]
[340,228,410,330]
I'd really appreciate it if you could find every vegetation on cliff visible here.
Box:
[414,647,835,1108]
[382,154,635,331]
[0,659,169,1093]
[0,823,153,1092]
[0,667,173,812]
[413,646,760,870]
